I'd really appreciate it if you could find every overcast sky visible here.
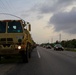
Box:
[0,0,76,44]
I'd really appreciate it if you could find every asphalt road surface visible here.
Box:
[0,46,76,75]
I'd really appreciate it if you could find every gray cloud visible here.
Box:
[30,0,76,21]
[32,0,76,34]
[32,0,76,14]
[49,7,76,34]
[37,15,43,19]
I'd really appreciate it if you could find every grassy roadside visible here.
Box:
[65,48,76,52]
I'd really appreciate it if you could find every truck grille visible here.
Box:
[3,44,11,47]
[0,38,13,44]
[7,38,13,41]
[0,38,6,41]
[7,38,13,43]
[0,38,6,44]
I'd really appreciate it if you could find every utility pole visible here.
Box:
[48,40,49,43]
[59,34,61,42]
[51,38,53,43]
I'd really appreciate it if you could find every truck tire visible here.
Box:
[29,51,31,58]
[0,56,1,61]
[21,43,29,63]
[25,50,29,63]
[21,44,31,63]
[21,50,28,63]
[28,44,32,58]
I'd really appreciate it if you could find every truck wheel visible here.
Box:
[0,56,1,61]
[29,51,31,58]
[28,44,32,58]
[21,51,28,63]
[25,50,29,63]
[22,52,26,63]
[22,44,31,63]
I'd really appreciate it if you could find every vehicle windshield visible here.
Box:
[7,21,23,33]
[0,21,6,33]
[55,44,62,47]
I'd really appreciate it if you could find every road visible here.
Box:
[0,46,76,75]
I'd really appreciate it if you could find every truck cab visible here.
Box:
[0,20,33,63]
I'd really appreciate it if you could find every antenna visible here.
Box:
[0,13,25,22]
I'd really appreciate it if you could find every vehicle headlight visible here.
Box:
[18,46,21,49]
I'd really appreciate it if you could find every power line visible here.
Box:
[5,0,17,13]
[5,0,19,15]
[0,1,24,21]
[0,13,25,22]
[0,3,5,12]
[5,0,13,12]
[0,0,18,16]
[9,0,17,11]
[0,0,9,12]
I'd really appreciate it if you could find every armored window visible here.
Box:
[8,21,23,33]
[0,21,6,33]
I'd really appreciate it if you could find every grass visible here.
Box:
[65,48,76,52]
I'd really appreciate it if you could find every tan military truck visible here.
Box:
[0,20,33,63]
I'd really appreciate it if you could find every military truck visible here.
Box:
[0,20,34,63]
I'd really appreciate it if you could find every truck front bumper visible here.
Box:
[0,48,26,55]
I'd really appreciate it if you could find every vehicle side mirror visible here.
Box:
[28,24,31,31]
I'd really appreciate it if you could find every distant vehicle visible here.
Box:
[54,44,64,51]
[46,45,52,49]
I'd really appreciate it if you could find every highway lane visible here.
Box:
[0,46,76,75]
[37,47,76,75]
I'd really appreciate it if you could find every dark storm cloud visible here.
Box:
[32,0,76,34]
[49,7,76,34]
[30,0,76,21]
[36,0,76,14]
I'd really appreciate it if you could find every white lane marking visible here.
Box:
[37,50,41,58]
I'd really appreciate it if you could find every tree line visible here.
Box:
[60,39,76,48]
[40,39,76,48]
